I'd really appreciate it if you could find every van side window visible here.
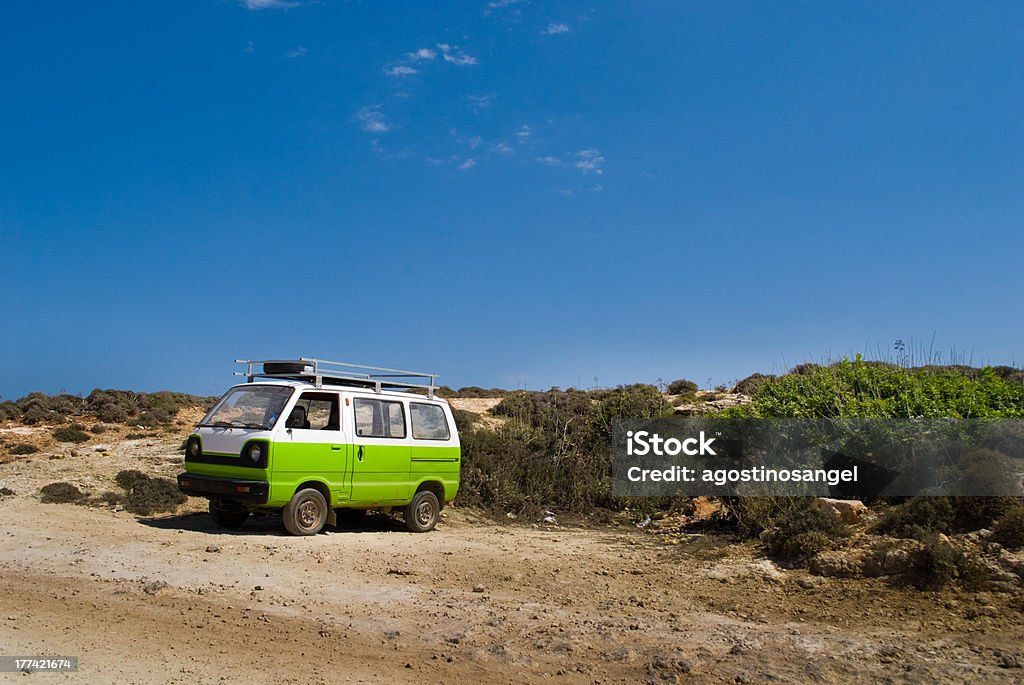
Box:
[291,392,340,431]
[410,403,450,440]
[353,398,406,438]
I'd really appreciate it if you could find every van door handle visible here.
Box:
[357,445,364,461]
[331,445,342,451]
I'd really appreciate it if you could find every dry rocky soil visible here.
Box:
[1,416,1022,684]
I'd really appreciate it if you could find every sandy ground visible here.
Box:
[1,427,1022,684]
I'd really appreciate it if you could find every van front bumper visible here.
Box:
[177,473,269,504]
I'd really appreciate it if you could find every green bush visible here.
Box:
[113,469,186,515]
[450,409,480,432]
[875,498,954,539]
[725,496,812,538]
[461,385,670,514]
[114,469,149,492]
[909,532,989,590]
[992,507,1024,550]
[667,379,698,397]
[727,357,1024,419]
[731,373,774,396]
[875,497,1021,538]
[763,507,851,564]
[124,477,186,515]
[40,482,86,503]
[10,444,39,455]
[0,389,214,427]
[53,424,90,443]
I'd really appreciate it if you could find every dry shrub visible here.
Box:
[40,482,86,503]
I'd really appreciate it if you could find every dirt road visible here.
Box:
[1,431,1022,683]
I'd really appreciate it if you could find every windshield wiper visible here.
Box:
[198,420,267,429]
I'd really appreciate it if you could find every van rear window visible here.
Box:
[410,403,450,440]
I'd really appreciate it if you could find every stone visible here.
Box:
[810,498,868,524]
[809,551,861,578]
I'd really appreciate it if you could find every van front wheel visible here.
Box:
[404,491,440,533]
[283,488,328,536]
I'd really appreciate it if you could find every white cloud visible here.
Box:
[543,23,570,35]
[458,158,477,170]
[538,156,562,166]
[437,43,478,66]
[242,41,255,53]
[468,136,483,150]
[385,65,418,77]
[485,0,524,12]
[467,93,495,113]
[285,46,308,59]
[408,48,437,61]
[355,106,391,134]
[493,142,514,155]
[575,148,605,174]
[515,124,531,141]
[241,0,300,10]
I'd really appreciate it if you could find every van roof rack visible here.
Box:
[234,358,440,397]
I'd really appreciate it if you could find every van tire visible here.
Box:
[404,491,440,533]
[283,488,328,536]
[209,501,249,529]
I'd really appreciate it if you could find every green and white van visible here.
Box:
[177,358,460,535]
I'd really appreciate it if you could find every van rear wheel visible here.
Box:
[283,488,328,536]
[209,501,249,529]
[404,491,440,533]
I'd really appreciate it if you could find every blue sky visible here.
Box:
[2,1,1022,399]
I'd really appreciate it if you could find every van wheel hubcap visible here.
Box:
[298,500,319,527]
[416,501,435,526]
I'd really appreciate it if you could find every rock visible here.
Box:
[92,445,111,453]
[797,576,824,589]
[472,584,486,593]
[647,655,694,680]
[862,542,917,577]
[205,545,221,553]
[686,496,722,521]
[505,512,517,520]
[0,487,15,497]
[542,515,557,524]
[810,498,867,524]
[810,551,861,578]
[998,653,1022,669]
[143,581,169,596]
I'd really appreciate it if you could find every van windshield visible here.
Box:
[199,386,293,430]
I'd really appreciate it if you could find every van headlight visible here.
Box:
[247,443,263,464]
[186,438,201,460]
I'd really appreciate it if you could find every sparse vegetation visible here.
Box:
[122,475,187,516]
[722,356,1024,419]
[0,389,213,426]
[762,505,851,564]
[909,532,989,590]
[461,385,670,515]
[10,443,39,455]
[731,373,774,396]
[53,424,90,443]
[40,482,87,503]
[992,506,1024,550]
[666,379,698,398]
[113,469,186,515]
